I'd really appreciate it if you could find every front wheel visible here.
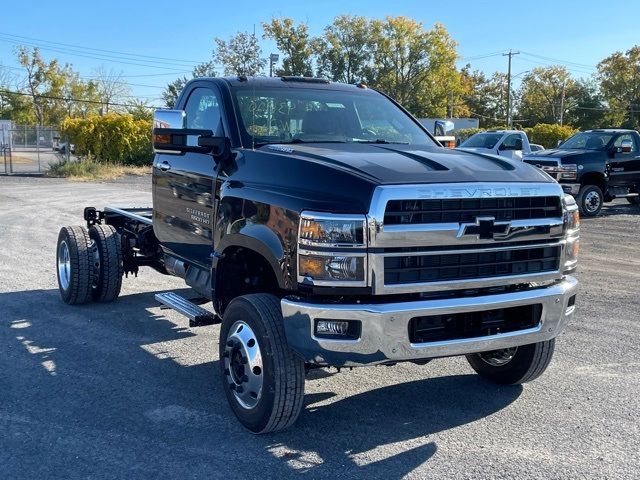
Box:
[466,339,555,385]
[577,184,603,217]
[219,294,305,434]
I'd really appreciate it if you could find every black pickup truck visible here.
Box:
[55,76,579,433]
[523,129,640,216]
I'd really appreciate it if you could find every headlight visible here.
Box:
[562,195,579,273]
[299,212,366,247]
[559,164,578,180]
[298,212,367,285]
[298,252,366,283]
[563,194,580,232]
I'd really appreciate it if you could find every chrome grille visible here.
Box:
[366,183,567,294]
[384,245,561,284]
[384,197,562,225]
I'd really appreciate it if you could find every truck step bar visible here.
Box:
[155,292,219,327]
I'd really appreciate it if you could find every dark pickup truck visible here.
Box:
[523,129,640,216]
[56,76,579,433]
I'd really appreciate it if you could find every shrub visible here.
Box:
[455,128,485,143]
[523,123,578,149]
[60,113,153,166]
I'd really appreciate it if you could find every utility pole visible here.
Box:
[503,50,520,127]
[559,81,566,125]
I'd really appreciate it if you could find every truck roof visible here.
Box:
[485,130,525,134]
[209,76,370,92]
[585,128,637,133]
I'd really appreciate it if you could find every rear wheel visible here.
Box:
[56,226,94,305]
[577,185,603,217]
[88,224,123,302]
[466,339,555,385]
[220,294,305,434]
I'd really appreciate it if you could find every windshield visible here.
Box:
[559,132,614,150]
[460,132,503,149]
[232,87,436,146]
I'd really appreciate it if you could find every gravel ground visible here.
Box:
[1,175,639,479]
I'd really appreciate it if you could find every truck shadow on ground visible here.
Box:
[0,288,522,479]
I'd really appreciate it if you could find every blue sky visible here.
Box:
[1,0,638,105]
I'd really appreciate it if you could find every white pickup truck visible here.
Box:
[458,130,531,160]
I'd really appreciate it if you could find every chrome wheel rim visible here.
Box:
[223,321,263,409]
[479,347,517,366]
[57,240,71,291]
[584,191,601,213]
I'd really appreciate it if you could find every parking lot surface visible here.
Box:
[1,175,639,479]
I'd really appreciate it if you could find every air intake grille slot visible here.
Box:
[384,246,561,285]
[384,196,562,225]
[409,304,542,343]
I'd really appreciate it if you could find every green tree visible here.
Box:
[460,67,508,127]
[315,15,373,83]
[564,78,606,130]
[15,46,100,125]
[214,32,266,76]
[517,66,575,126]
[369,19,461,118]
[262,18,314,76]
[162,61,217,108]
[597,45,640,128]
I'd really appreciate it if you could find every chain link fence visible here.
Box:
[1,124,65,174]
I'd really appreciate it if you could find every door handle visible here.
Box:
[158,161,171,172]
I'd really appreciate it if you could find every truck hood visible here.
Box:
[524,148,605,165]
[264,143,552,185]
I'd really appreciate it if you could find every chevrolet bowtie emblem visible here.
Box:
[458,216,511,240]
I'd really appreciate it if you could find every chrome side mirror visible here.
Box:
[620,139,633,153]
[153,109,186,130]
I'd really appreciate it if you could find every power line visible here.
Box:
[0,88,157,109]
[0,31,206,65]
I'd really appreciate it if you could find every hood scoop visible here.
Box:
[374,146,449,170]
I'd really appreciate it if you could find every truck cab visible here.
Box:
[56,76,580,434]
[523,129,640,216]
[458,130,532,160]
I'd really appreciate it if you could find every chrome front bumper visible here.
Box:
[281,276,578,367]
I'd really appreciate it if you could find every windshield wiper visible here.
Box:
[355,139,409,144]
[289,138,348,144]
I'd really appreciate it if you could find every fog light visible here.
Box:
[316,320,349,335]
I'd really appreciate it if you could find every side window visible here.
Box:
[614,134,637,152]
[184,87,222,135]
[501,134,522,150]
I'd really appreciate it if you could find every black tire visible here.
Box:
[577,184,603,217]
[466,339,555,385]
[88,224,123,302]
[626,196,640,205]
[220,294,305,434]
[56,226,94,305]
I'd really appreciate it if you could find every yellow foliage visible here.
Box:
[60,113,152,166]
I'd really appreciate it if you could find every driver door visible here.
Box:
[153,85,223,268]
[608,134,640,187]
